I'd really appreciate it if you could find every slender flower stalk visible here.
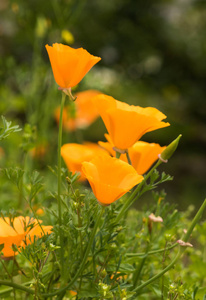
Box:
[57,92,66,274]
[125,150,132,165]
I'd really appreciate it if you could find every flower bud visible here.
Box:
[159,134,182,162]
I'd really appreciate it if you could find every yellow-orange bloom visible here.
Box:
[92,94,170,150]
[99,134,166,175]
[55,90,101,131]
[82,155,144,205]
[45,43,101,89]
[61,143,108,181]
[0,216,52,258]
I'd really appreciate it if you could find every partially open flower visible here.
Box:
[61,143,108,181]
[55,90,101,131]
[99,134,166,175]
[93,94,169,150]
[0,216,52,258]
[45,43,101,89]
[82,155,144,205]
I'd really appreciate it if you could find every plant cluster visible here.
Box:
[0,43,205,300]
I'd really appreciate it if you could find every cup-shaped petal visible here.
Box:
[93,94,169,150]
[82,155,144,205]
[127,142,166,174]
[61,143,108,181]
[45,43,101,89]
[99,134,166,175]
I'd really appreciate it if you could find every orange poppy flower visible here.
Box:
[99,134,166,175]
[92,94,170,150]
[61,143,108,181]
[30,144,47,159]
[0,216,52,258]
[82,155,144,205]
[55,90,101,131]
[45,43,101,89]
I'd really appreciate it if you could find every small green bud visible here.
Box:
[159,134,182,162]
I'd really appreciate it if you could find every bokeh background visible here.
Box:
[0,0,206,211]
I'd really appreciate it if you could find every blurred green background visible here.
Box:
[0,0,206,211]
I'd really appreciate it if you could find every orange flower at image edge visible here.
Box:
[61,143,108,181]
[0,216,52,258]
[45,43,101,89]
[99,134,166,175]
[92,94,170,150]
[82,155,144,205]
[55,90,101,131]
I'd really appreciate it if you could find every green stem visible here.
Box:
[0,281,34,295]
[58,92,66,274]
[42,206,104,298]
[132,242,150,288]
[125,150,132,165]
[115,151,121,159]
[126,243,177,258]
[132,198,206,295]
[116,160,162,223]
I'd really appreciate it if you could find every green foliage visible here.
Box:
[0,1,206,298]
[0,116,21,141]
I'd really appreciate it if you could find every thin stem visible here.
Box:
[125,150,132,165]
[115,151,121,159]
[126,243,177,258]
[131,198,206,295]
[42,206,104,298]
[132,242,150,288]
[57,92,66,274]
[0,257,12,279]
[116,160,162,223]
[0,281,34,295]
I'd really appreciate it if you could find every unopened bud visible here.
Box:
[159,134,182,162]
[177,239,193,247]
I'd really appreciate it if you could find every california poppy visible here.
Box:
[93,94,170,150]
[61,143,108,181]
[55,90,101,131]
[82,155,144,205]
[45,43,101,89]
[0,216,52,258]
[99,134,166,175]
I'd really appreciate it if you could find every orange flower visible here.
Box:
[92,94,170,150]
[45,43,101,89]
[99,134,166,175]
[55,90,101,131]
[30,144,47,159]
[0,216,52,258]
[82,155,144,205]
[61,143,108,181]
